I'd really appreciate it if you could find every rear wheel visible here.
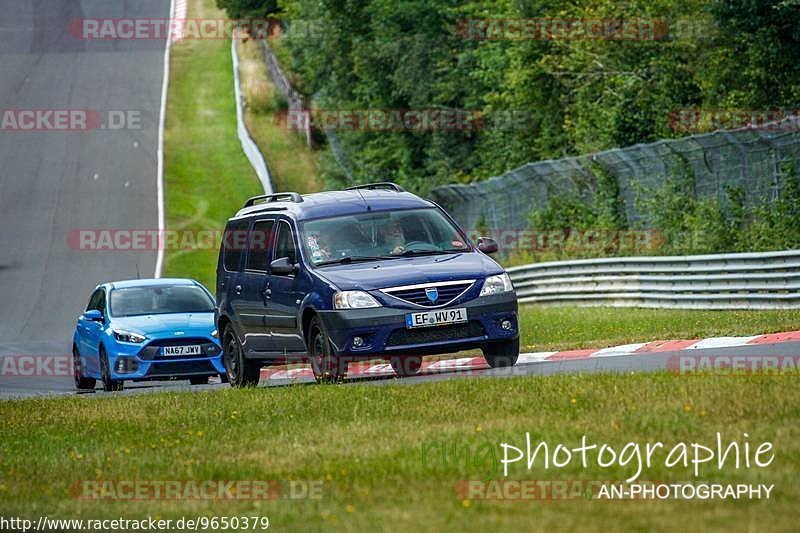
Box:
[482,338,519,368]
[189,376,209,385]
[223,326,261,387]
[390,355,422,377]
[99,346,124,392]
[72,345,96,390]
[308,317,346,383]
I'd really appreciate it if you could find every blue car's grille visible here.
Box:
[138,338,220,360]
[382,281,474,307]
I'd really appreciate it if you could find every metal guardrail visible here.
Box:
[506,250,800,309]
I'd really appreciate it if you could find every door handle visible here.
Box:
[234,284,242,294]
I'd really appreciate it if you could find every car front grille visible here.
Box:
[145,360,217,377]
[381,280,474,307]
[138,337,220,360]
[386,321,486,347]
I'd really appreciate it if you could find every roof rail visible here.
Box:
[345,182,406,193]
[243,192,303,208]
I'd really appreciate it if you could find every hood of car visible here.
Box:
[111,312,215,336]
[314,252,503,291]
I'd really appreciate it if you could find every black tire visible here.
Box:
[99,346,124,392]
[189,376,209,385]
[482,337,520,368]
[223,326,261,387]
[390,355,422,377]
[308,316,346,383]
[72,345,96,391]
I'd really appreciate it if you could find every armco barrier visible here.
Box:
[506,249,800,309]
[232,39,273,194]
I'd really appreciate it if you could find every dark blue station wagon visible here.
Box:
[215,183,519,386]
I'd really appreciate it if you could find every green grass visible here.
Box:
[0,373,798,530]
[162,0,264,289]
[518,306,800,351]
[236,38,321,195]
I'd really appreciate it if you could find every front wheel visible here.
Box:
[482,338,519,368]
[223,326,261,387]
[72,345,96,390]
[99,346,124,392]
[308,317,346,383]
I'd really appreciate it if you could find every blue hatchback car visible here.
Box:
[216,183,519,386]
[72,278,224,391]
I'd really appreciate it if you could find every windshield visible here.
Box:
[109,285,215,317]
[301,208,470,265]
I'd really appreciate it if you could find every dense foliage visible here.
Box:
[218,0,799,193]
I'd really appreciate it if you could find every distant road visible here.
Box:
[0,0,168,394]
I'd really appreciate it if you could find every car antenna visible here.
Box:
[355,187,372,211]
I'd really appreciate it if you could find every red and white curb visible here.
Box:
[258,330,800,381]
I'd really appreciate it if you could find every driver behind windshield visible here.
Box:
[381,220,407,255]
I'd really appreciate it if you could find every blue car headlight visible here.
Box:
[479,273,514,296]
[112,330,147,344]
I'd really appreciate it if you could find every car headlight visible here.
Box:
[479,273,514,296]
[211,329,218,338]
[333,291,381,309]
[112,330,147,343]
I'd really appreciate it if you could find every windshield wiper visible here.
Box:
[396,249,462,257]
[315,256,399,266]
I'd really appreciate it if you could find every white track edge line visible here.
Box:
[154,0,176,278]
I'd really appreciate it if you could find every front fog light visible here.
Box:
[480,273,514,296]
[353,336,364,348]
[501,320,513,331]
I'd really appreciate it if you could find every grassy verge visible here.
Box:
[162,0,264,289]
[0,373,797,530]
[518,306,800,352]
[236,37,321,194]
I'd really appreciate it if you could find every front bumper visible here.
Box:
[317,292,518,359]
[106,338,225,381]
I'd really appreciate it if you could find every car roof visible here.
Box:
[105,278,199,290]
[232,189,435,222]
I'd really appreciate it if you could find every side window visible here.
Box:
[86,289,105,314]
[274,221,297,266]
[223,219,249,272]
[245,220,274,271]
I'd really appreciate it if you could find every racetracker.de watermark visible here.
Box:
[70,18,282,40]
[0,110,145,131]
[274,109,532,131]
[668,108,800,132]
[668,355,800,376]
[455,18,669,40]
[0,355,72,377]
[70,479,324,501]
[66,228,662,253]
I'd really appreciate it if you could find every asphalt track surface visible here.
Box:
[0,0,167,395]
[1,341,797,399]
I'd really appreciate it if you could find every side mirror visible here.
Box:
[83,309,104,322]
[477,237,499,254]
[270,257,297,276]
